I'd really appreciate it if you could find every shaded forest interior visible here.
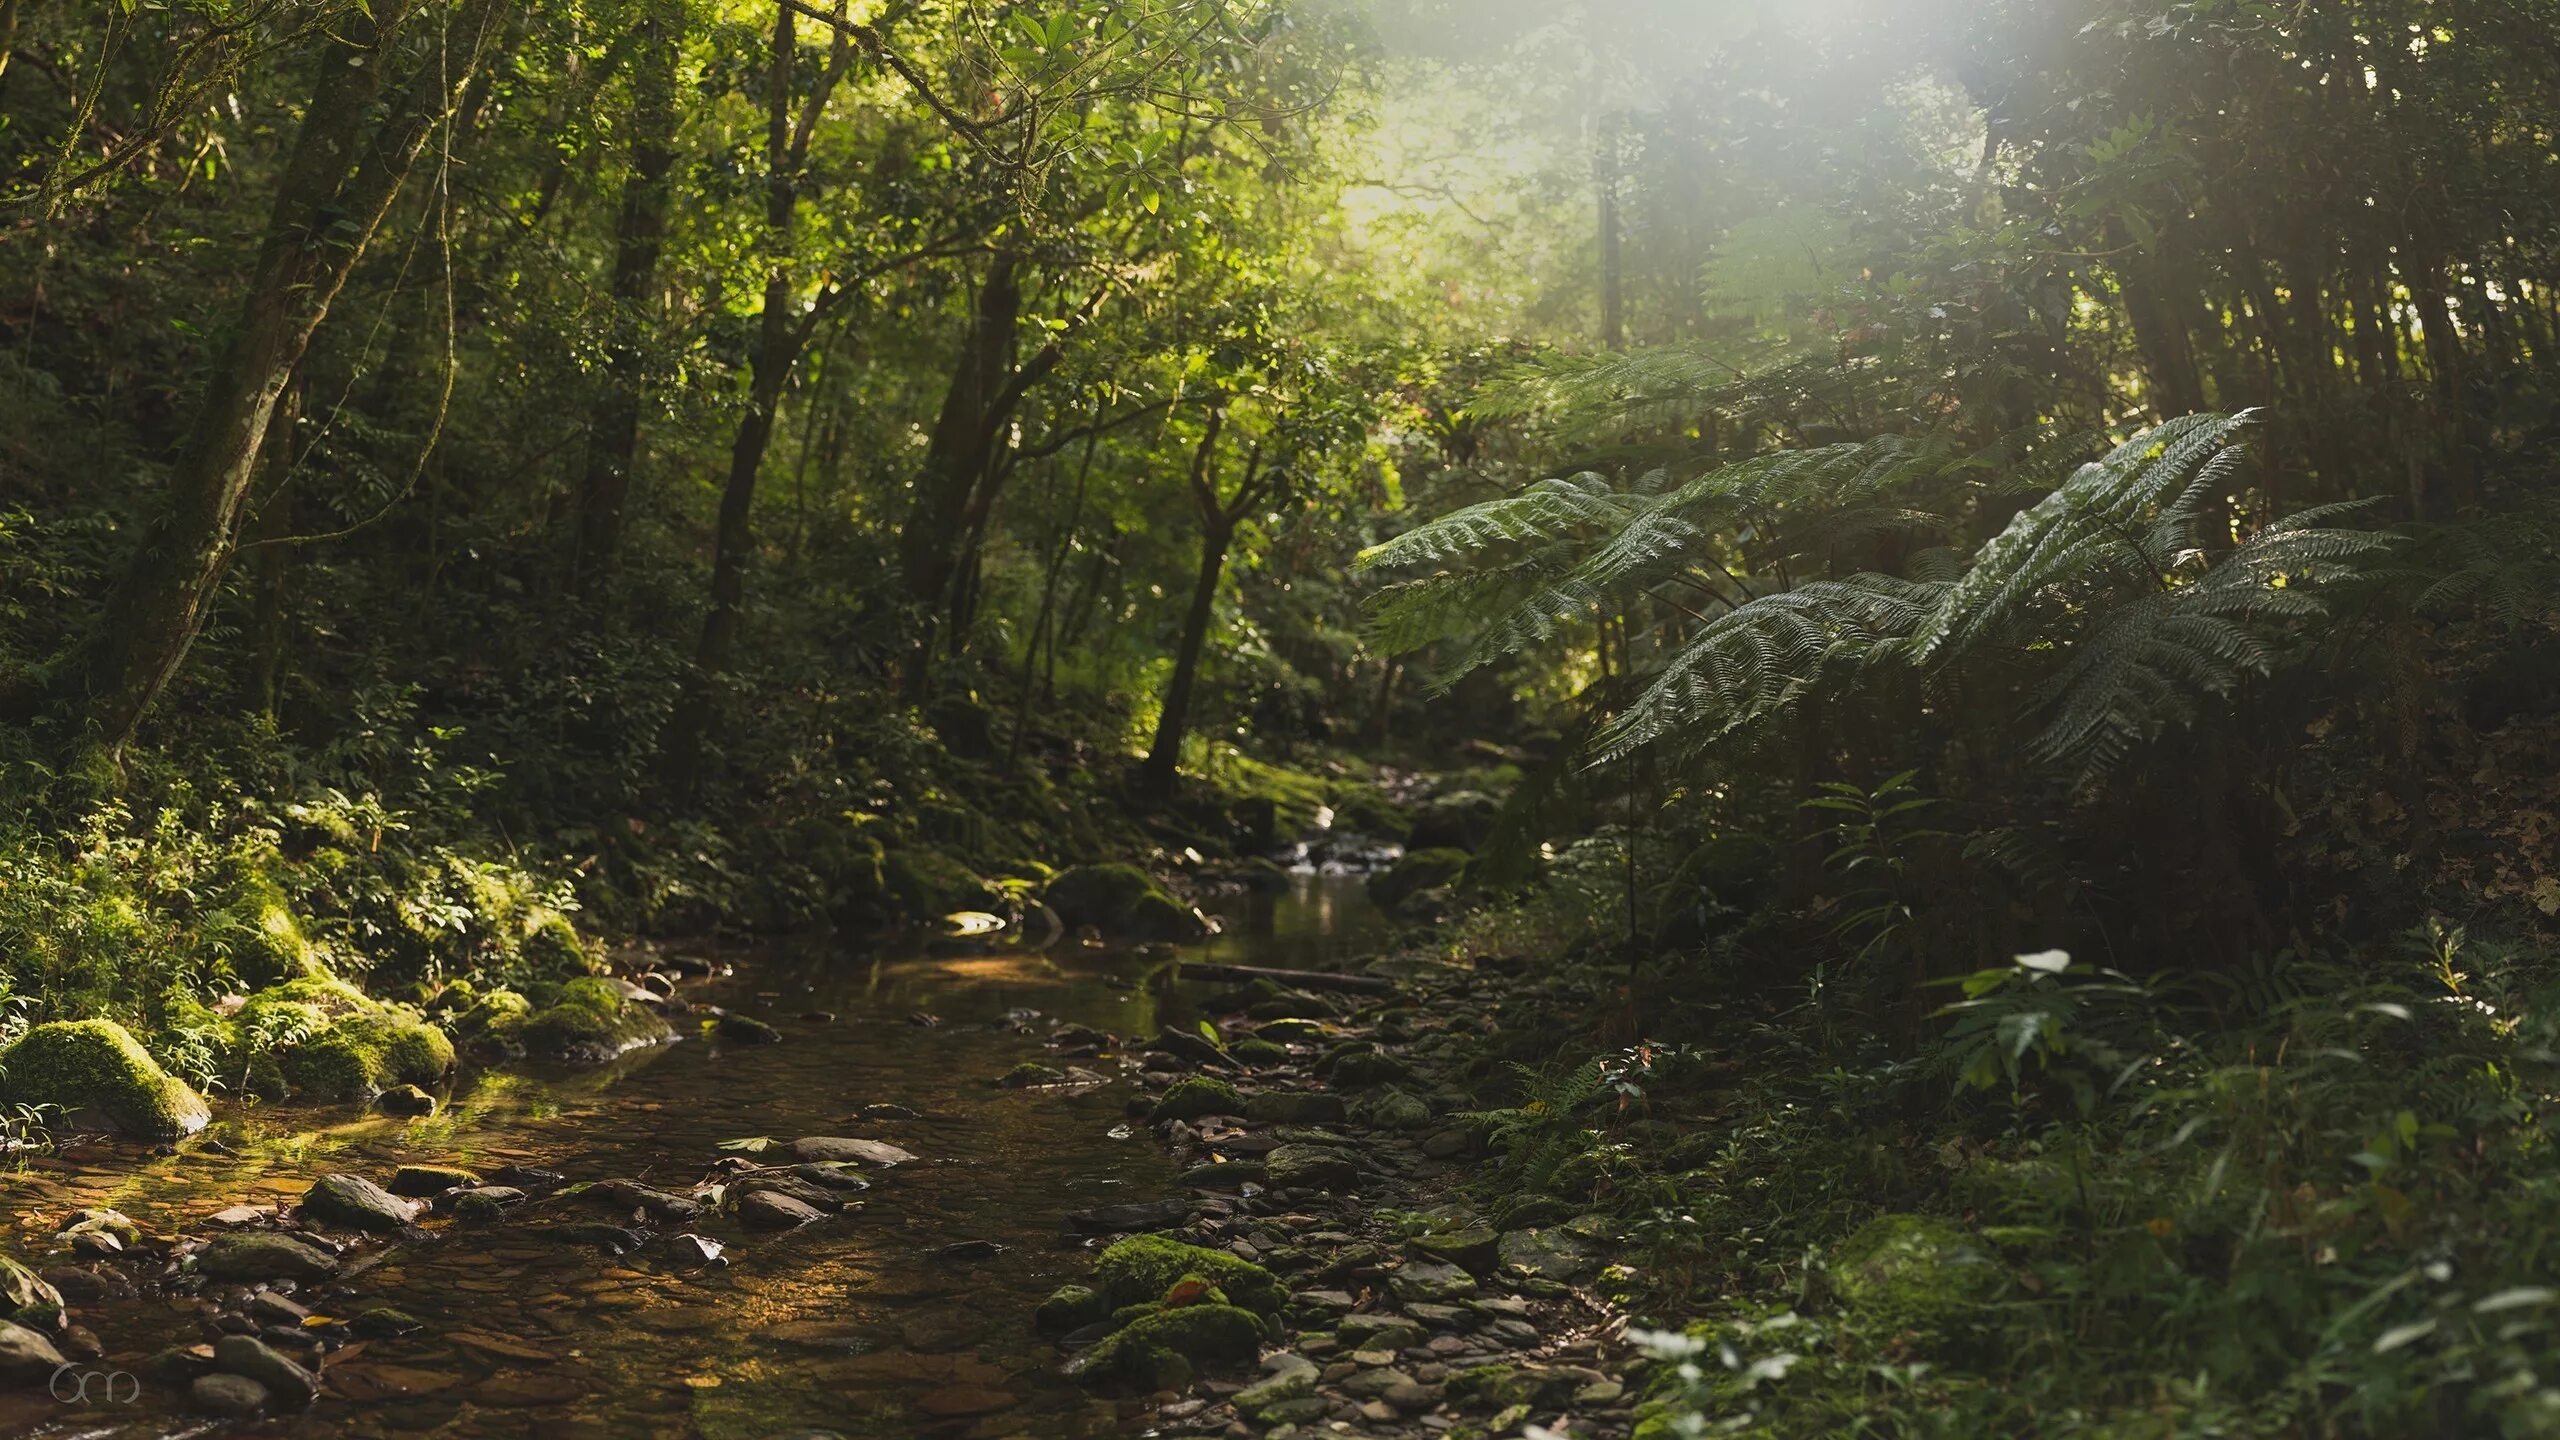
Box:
[3,0,2560,1433]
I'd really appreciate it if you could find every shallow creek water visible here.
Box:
[0,875,1388,1439]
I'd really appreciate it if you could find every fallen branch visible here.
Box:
[1165,960,1394,994]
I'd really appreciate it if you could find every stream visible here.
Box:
[0,874,1390,1439]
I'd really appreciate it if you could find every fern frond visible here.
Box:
[1357,472,1633,571]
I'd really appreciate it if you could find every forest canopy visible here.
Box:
[3,0,2559,1433]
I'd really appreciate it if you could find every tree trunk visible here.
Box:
[1139,515,1234,800]
[79,0,502,748]
[658,0,850,796]
[244,377,304,718]
[572,0,682,590]
[898,255,1024,687]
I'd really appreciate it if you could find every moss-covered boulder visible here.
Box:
[1367,848,1470,912]
[882,847,998,919]
[1148,1076,1241,1123]
[518,908,599,978]
[203,855,327,991]
[1829,1213,2004,1324]
[1405,790,1500,852]
[284,1012,456,1101]
[1045,864,1207,941]
[1064,1304,1265,1388]
[1093,1234,1286,1316]
[0,1019,211,1139]
[1036,1284,1111,1334]
[518,976,673,1064]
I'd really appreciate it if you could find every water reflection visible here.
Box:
[0,875,1382,1439]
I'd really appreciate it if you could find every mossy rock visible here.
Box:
[1367,848,1471,912]
[0,1019,211,1139]
[203,859,327,991]
[1324,1049,1414,1090]
[281,1012,455,1102]
[1229,1038,1289,1068]
[1045,864,1205,940]
[1828,1213,2004,1324]
[882,847,999,919]
[1448,1362,1537,1411]
[455,988,532,1043]
[1149,1076,1241,1123]
[1405,790,1500,852]
[518,976,673,1064]
[1064,1303,1265,1389]
[1036,1284,1111,1334]
[519,909,598,978]
[1093,1234,1285,1316]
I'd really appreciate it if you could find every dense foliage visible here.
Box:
[3,0,2558,1434]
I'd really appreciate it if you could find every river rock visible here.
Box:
[451,1186,527,1222]
[790,1136,917,1167]
[192,1371,270,1416]
[790,1162,873,1192]
[377,1084,438,1116]
[1497,1227,1595,1282]
[737,1190,826,1230]
[717,1012,782,1044]
[733,1174,842,1212]
[589,1180,702,1222]
[214,1334,319,1406]
[1337,1313,1428,1350]
[1246,1091,1346,1124]
[300,1174,419,1233]
[0,1319,66,1384]
[1390,1260,1478,1303]
[389,1164,481,1196]
[197,1233,338,1283]
[1267,1142,1359,1191]
[1233,1356,1320,1419]
[665,1234,725,1266]
[1064,1198,1201,1235]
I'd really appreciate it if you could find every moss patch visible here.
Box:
[1046,864,1204,939]
[0,1019,211,1139]
[1066,1303,1265,1388]
[1093,1234,1285,1315]
[1829,1213,2004,1325]
[518,976,672,1063]
[1367,848,1470,911]
[1149,1076,1242,1122]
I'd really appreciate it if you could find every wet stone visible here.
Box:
[197,1233,339,1283]
[738,1190,826,1230]
[213,1334,319,1406]
[192,1371,270,1417]
[789,1136,917,1167]
[301,1174,420,1234]
[390,1164,481,1197]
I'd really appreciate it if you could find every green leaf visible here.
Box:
[2371,1319,2436,1354]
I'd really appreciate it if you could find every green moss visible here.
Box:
[519,909,597,978]
[1093,1234,1285,1316]
[1066,1304,1266,1388]
[882,847,997,918]
[1037,1284,1111,1334]
[0,1019,211,1139]
[1229,1038,1289,1068]
[1149,1076,1242,1122]
[456,988,531,1041]
[1829,1214,2004,1325]
[518,976,671,1063]
[204,859,326,991]
[1367,848,1471,910]
[278,1010,454,1101]
[1045,863,1203,939]
[1448,1363,1537,1410]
